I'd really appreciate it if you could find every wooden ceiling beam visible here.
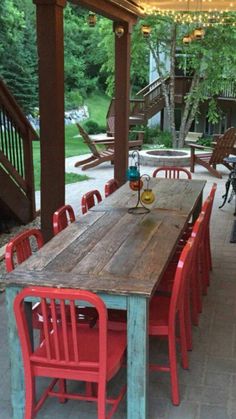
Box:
[71,0,139,22]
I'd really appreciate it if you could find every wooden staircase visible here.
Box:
[0,79,38,227]
[107,75,236,133]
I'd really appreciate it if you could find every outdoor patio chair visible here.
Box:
[149,237,196,406]
[14,286,127,419]
[189,127,236,178]
[75,123,115,170]
[81,189,102,214]
[105,179,119,197]
[5,228,44,272]
[53,204,75,235]
[199,183,217,294]
[5,228,97,335]
[152,166,192,179]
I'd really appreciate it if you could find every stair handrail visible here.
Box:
[0,78,37,220]
[0,79,39,141]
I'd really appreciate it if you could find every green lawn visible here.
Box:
[33,91,111,191]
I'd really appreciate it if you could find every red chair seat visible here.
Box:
[33,326,126,380]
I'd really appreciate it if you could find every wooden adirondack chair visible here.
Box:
[75,123,115,170]
[190,127,236,178]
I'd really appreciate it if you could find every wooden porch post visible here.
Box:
[33,0,66,241]
[114,22,131,185]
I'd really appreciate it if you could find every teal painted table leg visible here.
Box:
[127,295,149,419]
[6,287,25,419]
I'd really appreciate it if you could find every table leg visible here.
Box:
[192,191,203,223]
[127,295,149,419]
[6,286,24,419]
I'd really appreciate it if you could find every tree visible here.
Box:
[0,0,38,114]
[140,13,236,147]
[98,19,149,97]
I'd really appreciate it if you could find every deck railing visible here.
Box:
[0,78,38,222]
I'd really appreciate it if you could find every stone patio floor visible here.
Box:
[1,157,236,418]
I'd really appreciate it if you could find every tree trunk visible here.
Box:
[178,73,201,147]
[147,23,177,147]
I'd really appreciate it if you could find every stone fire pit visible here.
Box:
[140,149,190,167]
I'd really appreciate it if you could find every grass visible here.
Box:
[33,91,111,191]
[85,92,110,125]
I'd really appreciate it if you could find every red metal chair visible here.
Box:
[105,179,118,198]
[149,237,196,406]
[152,166,192,179]
[81,189,102,214]
[203,183,217,273]
[5,229,97,334]
[53,204,75,235]
[5,228,44,272]
[14,286,127,419]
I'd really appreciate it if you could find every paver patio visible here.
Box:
[1,157,236,418]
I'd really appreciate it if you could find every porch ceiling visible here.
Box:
[107,0,236,13]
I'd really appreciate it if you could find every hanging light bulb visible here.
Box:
[141,25,151,38]
[183,34,192,44]
[115,24,125,38]
[193,27,205,40]
[87,13,97,27]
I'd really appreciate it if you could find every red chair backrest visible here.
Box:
[152,166,192,179]
[53,204,75,235]
[104,179,118,198]
[169,237,195,324]
[201,183,217,232]
[81,190,102,214]
[5,229,44,272]
[14,287,107,375]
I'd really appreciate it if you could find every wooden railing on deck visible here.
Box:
[0,78,38,222]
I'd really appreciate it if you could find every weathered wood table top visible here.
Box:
[4,179,206,298]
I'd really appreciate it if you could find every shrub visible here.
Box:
[142,126,172,148]
[65,90,83,110]
[197,136,213,147]
[83,120,100,134]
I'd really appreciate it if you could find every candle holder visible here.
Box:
[126,151,155,214]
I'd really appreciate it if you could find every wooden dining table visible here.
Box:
[4,178,206,419]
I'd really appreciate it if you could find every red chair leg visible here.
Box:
[25,375,35,419]
[59,379,67,403]
[168,334,180,406]
[179,308,189,369]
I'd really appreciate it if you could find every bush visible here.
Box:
[65,90,83,110]
[143,126,172,148]
[197,136,213,147]
[83,120,106,134]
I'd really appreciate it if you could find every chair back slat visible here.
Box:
[41,298,53,360]
[50,299,61,361]
[152,166,192,179]
[70,301,79,363]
